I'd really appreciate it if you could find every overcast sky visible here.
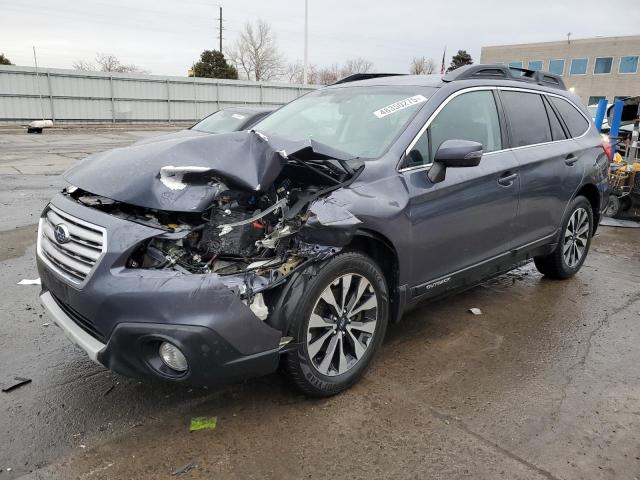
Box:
[2,0,639,78]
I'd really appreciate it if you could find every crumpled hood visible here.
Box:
[64,131,287,212]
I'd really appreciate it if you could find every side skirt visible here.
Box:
[404,233,557,311]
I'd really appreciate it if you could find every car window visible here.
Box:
[543,98,567,141]
[501,91,552,147]
[548,97,590,138]
[253,86,436,159]
[406,90,502,167]
[191,110,252,133]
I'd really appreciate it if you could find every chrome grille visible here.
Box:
[37,204,106,284]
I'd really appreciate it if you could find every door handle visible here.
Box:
[497,172,518,186]
[565,153,579,166]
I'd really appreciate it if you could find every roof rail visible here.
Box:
[332,73,406,85]
[442,64,566,90]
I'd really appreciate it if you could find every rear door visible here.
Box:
[500,89,585,247]
[401,88,520,289]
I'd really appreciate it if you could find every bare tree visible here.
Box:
[317,63,340,85]
[286,61,319,84]
[409,56,436,75]
[72,59,96,71]
[285,61,303,83]
[339,57,374,78]
[226,19,286,81]
[72,53,149,74]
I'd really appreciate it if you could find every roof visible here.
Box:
[323,65,570,96]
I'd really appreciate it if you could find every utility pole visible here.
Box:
[303,0,308,85]
[567,32,571,44]
[218,6,223,52]
[33,46,45,121]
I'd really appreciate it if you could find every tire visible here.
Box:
[284,251,389,397]
[604,196,621,218]
[620,196,632,212]
[534,195,594,279]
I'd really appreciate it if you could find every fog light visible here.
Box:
[159,342,188,372]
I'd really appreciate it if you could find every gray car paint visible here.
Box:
[38,74,608,385]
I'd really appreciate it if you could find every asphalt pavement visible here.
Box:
[1,127,640,480]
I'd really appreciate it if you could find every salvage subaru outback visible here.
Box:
[37,65,608,396]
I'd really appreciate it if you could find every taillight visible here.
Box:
[601,135,612,161]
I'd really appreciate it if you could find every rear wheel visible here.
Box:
[534,196,593,279]
[604,196,621,218]
[284,252,388,397]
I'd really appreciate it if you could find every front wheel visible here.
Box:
[283,252,389,397]
[534,195,593,279]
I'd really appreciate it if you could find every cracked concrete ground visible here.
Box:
[1,128,640,479]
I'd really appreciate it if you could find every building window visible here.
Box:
[549,59,565,76]
[588,96,606,106]
[570,58,588,75]
[619,56,639,74]
[509,61,523,68]
[614,96,629,103]
[593,57,613,74]
[528,60,543,71]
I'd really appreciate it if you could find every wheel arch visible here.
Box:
[574,183,601,233]
[346,229,404,323]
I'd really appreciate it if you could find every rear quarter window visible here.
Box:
[549,97,590,138]
[501,91,552,147]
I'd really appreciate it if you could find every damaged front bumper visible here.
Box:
[37,194,288,385]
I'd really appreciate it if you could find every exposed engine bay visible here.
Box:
[63,132,364,320]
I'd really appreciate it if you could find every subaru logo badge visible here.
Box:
[54,224,70,244]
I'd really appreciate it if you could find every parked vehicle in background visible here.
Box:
[133,106,274,145]
[37,64,608,397]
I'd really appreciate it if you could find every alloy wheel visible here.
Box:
[306,273,378,376]
[562,207,590,268]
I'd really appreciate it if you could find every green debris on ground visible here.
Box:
[189,416,217,432]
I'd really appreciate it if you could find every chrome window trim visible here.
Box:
[398,85,592,173]
[36,203,108,288]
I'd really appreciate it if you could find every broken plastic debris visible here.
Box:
[17,278,41,285]
[468,308,483,315]
[172,462,197,476]
[189,416,217,432]
[2,377,32,392]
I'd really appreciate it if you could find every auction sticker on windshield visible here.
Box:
[373,95,427,118]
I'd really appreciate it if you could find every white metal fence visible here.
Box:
[0,65,317,124]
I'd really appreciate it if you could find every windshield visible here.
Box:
[191,110,249,134]
[252,86,435,159]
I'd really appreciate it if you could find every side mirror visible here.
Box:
[428,139,483,183]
